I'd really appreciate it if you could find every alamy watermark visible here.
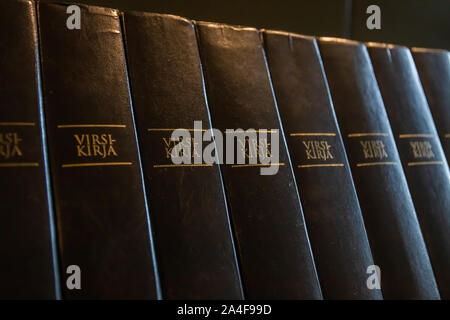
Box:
[366,264,381,290]
[66,265,81,290]
[366,5,381,30]
[66,5,81,30]
[168,121,281,175]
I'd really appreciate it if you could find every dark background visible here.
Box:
[40,0,450,50]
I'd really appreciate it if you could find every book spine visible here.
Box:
[262,30,381,299]
[121,12,243,299]
[367,43,450,299]
[318,38,440,299]
[195,22,323,299]
[0,0,59,299]
[411,48,450,162]
[37,3,158,299]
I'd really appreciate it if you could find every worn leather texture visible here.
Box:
[195,22,322,299]
[412,49,450,162]
[318,38,440,299]
[263,30,381,300]
[368,44,450,299]
[122,12,243,299]
[37,3,157,299]
[0,0,57,299]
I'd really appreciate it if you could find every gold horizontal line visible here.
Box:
[444,134,450,138]
[153,164,213,168]
[231,162,285,168]
[225,129,278,133]
[290,133,336,136]
[408,161,443,166]
[356,161,397,167]
[62,162,132,168]
[399,134,433,138]
[0,122,35,126]
[348,133,388,137]
[298,163,344,168]
[148,128,207,132]
[0,162,39,167]
[58,124,126,128]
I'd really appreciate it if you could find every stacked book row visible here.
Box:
[1,0,449,299]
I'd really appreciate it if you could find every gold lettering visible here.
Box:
[302,140,334,161]
[107,145,118,157]
[360,140,388,159]
[76,145,87,157]
[74,133,118,158]
[163,137,201,160]
[74,134,85,145]
[0,132,23,160]
[237,137,271,161]
[409,141,435,159]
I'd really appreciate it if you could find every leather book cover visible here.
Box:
[121,12,243,299]
[411,48,450,162]
[367,43,450,299]
[318,38,439,299]
[37,2,158,299]
[195,22,322,299]
[0,0,59,299]
[262,30,381,300]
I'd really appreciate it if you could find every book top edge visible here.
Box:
[7,0,33,4]
[38,1,119,17]
[34,1,447,55]
[261,29,315,41]
[122,10,192,24]
[411,47,448,54]
[195,20,257,32]
[318,36,362,46]
[366,41,408,50]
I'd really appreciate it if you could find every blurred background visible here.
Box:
[41,0,450,50]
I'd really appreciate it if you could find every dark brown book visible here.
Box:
[121,12,243,299]
[262,30,381,299]
[411,48,450,162]
[0,0,59,299]
[195,22,322,299]
[318,38,440,299]
[367,43,450,299]
[37,3,158,299]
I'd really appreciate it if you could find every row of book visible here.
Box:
[1,0,449,299]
